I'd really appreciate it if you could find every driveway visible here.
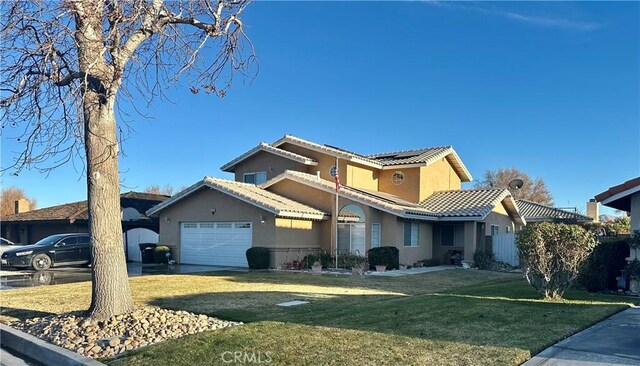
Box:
[524,306,640,366]
[0,263,245,290]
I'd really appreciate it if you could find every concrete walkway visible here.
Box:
[524,306,640,366]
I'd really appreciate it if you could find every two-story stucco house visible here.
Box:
[147,135,525,268]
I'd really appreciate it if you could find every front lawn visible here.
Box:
[1,269,635,365]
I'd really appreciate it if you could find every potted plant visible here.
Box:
[311,261,323,274]
[399,263,408,270]
[350,254,367,276]
[375,264,387,272]
[626,259,640,294]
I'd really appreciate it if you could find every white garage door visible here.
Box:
[180,222,251,267]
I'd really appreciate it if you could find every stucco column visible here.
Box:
[631,193,640,261]
[463,222,476,262]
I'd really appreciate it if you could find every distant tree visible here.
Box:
[1,187,37,217]
[476,167,553,205]
[144,184,175,196]
[1,1,254,319]
[143,184,190,196]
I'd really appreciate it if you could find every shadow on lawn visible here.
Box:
[148,274,634,354]
[0,307,55,321]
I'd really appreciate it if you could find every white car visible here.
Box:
[0,238,23,255]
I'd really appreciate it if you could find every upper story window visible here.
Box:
[392,171,405,185]
[243,172,267,185]
[491,225,499,236]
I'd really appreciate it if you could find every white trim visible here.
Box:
[600,186,640,207]
[371,223,381,248]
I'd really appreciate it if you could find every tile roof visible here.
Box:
[594,177,640,211]
[516,200,593,223]
[2,192,168,223]
[272,135,472,181]
[419,189,512,218]
[221,142,318,172]
[147,177,329,220]
[261,171,521,222]
[273,135,383,168]
[261,170,436,219]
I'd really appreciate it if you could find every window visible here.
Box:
[216,223,232,229]
[183,223,197,228]
[403,222,419,247]
[491,225,499,236]
[200,223,215,228]
[235,223,251,229]
[506,226,511,234]
[243,172,267,185]
[392,171,405,185]
[441,224,465,246]
[76,236,91,245]
[371,224,381,248]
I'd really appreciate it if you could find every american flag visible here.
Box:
[334,167,340,192]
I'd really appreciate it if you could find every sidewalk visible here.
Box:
[524,306,640,365]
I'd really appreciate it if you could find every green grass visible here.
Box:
[1,269,636,366]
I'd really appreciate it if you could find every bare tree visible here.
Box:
[144,184,174,196]
[476,167,554,205]
[0,187,37,217]
[1,0,254,319]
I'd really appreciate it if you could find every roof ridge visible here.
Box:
[367,145,452,158]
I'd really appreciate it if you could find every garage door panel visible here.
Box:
[180,222,251,267]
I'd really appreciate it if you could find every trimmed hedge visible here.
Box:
[473,251,496,270]
[367,246,399,270]
[246,247,270,269]
[153,246,172,264]
[578,240,629,292]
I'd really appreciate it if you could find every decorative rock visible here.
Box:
[9,307,242,361]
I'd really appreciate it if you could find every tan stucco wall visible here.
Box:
[233,150,307,182]
[273,218,325,265]
[346,164,378,190]
[483,201,515,236]
[432,224,465,264]
[266,179,433,264]
[378,168,421,203]
[419,158,462,201]
[156,187,277,263]
[632,192,640,232]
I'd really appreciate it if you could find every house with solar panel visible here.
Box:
[147,135,527,268]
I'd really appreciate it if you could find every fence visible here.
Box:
[492,232,518,266]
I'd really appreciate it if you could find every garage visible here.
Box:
[180,222,252,267]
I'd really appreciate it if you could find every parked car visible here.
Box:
[0,237,22,255]
[1,233,91,271]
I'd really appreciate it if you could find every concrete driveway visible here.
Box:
[524,306,640,366]
[0,263,246,290]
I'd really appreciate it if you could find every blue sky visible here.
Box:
[1,1,639,216]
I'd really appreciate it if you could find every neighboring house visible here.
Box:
[595,177,640,233]
[148,135,525,268]
[516,199,593,225]
[1,192,169,262]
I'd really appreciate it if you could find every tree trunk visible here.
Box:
[75,0,134,319]
[85,105,134,319]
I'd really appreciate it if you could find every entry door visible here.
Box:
[180,222,252,267]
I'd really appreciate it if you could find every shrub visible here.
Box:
[422,258,441,267]
[516,222,597,299]
[367,246,399,270]
[153,246,172,264]
[246,247,270,269]
[338,252,367,269]
[577,240,629,292]
[626,259,640,280]
[303,251,333,269]
[473,251,495,270]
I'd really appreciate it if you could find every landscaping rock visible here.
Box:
[10,307,242,360]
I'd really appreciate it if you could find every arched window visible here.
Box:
[121,207,141,221]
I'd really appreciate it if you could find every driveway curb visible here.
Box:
[0,323,105,366]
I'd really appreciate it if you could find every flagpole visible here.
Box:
[335,157,339,269]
